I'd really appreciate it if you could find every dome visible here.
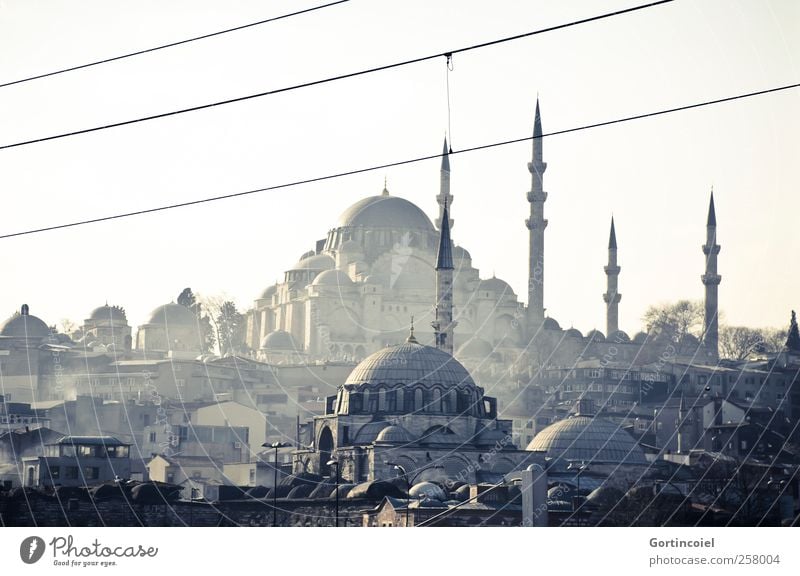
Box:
[565,328,583,339]
[527,415,647,465]
[258,285,277,300]
[0,305,50,339]
[478,276,515,296]
[353,421,390,444]
[632,331,648,344]
[337,195,435,232]
[452,245,471,262]
[311,269,354,288]
[288,253,335,271]
[543,317,561,331]
[375,425,416,444]
[608,330,630,342]
[409,481,448,502]
[260,330,300,351]
[585,329,606,342]
[456,336,494,359]
[147,303,196,326]
[89,305,127,322]
[345,341,476,390]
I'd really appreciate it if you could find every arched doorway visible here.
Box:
[318,426,334,477]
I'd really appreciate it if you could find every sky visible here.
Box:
[0,0,798,336]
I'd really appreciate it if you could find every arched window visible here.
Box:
[386,390,397,412]
[433,388,442,412]
[363,390,371,412]
[378,388,386,412]
[414,388,424,412]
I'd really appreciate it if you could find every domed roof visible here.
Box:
[632,331,648,344]
[89,305,127,322]
[565,328,583,339]
[312,269,354,288]
[543,317,561,331]
[288,253,335,271]
[259,285,277,300]
[0,305,49,339]
[375,425,416,444]
[478,276,515,296]
[147,303,196,326]
[452,245,471,262]
[585,329,606,342]
[456,336,494,359]
[260,330,300,351]
[345,341,476,390]
[608,330,630,342]
[353,421,390,444]
[527,415,647,465]
[409,481,448,502]
[337,195,435,232]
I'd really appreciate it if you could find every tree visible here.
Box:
[719,326,767,361]
[177,287,215,354]
[642,300,704,353]
[759,328,788,354]
[59,318,76,335]
[216,301,247,356]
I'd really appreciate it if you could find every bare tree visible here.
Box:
[642,300,704,349]
[719,326,767,360]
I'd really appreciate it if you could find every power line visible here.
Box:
[1,81,796,241]
[0,1,351,90]
[0,0,674,152]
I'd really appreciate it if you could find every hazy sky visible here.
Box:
[0,0,798,335]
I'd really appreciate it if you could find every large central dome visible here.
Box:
[345,341,476,390]
[337,195,435,232]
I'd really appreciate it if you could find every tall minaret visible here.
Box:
[603,217,622,336]
[436,137,453,231]
[526,98,547,332]
[702,191,721,359]
[432,200,456,354]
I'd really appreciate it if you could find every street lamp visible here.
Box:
[263,441,289,527]
[387,463,411,527]
[327,459,340,527]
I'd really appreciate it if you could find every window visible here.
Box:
[149,432,157,443]
[142,414,150,426]
[249,469,256,484]
[78,445,96,458]
[49,466,61,480]
[84,467,100,481]
[166,472,175,484]
[176,379,186,388]
[386,390,397,412]
[341,426,350,445]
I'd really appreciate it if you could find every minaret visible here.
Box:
[603,217,622,336]
[436,137,453,230]
[432,200,456,354]
[702,191,721,359]
[526,98,547,332]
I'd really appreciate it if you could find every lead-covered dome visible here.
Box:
[0,305,49,339]
[345,341,476,390]
[337,195,435,232]
[312,269,354,287]
[260,329,300,351]
[147,303,196,325]
[527,415,647,465]
[89,305,127,322]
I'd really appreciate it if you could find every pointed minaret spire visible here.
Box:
[382,176,390,196]
[702,189,721,360]
[526,96,548,333]
[436,136,453,230]
[432,199,456,354]
[603,216,621,336]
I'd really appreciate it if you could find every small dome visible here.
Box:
[337,195,435,232]
[288,253,335,271]
[565,328,583,339]
[259,285,277,300]
[260,330,300,351]
[147,303,196,326]
[375,425,415,444]
[346,342,476,390]
[608,330,630,343]
[543,317,561,331]
[452,245,471,262]
[89,305,127,322]
[312,269,354,288]
[585,329,606,342]
[632,331,648,344]
[478,277,515,296]
[456,337,494,359]
[353,421,390,444]
[0,305,50,339]
[409,481,447,502]
[527,415,647,465]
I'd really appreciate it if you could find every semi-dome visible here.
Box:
[147,303,196,326]
[375,425,416,444]
[288,253,335,271]
[478,276,515,296]
[89,305,127,322]
[260,329,300,351]
[543,317,561,331]
[345,341,476,390]
[456,336,494,359]
[452,245,471,262]
[0,305,49,339]
[527,415,647,465]
[353,421,390,444]
[312,269,354,287]
[259,285,277,300]
[337,195,435,232]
